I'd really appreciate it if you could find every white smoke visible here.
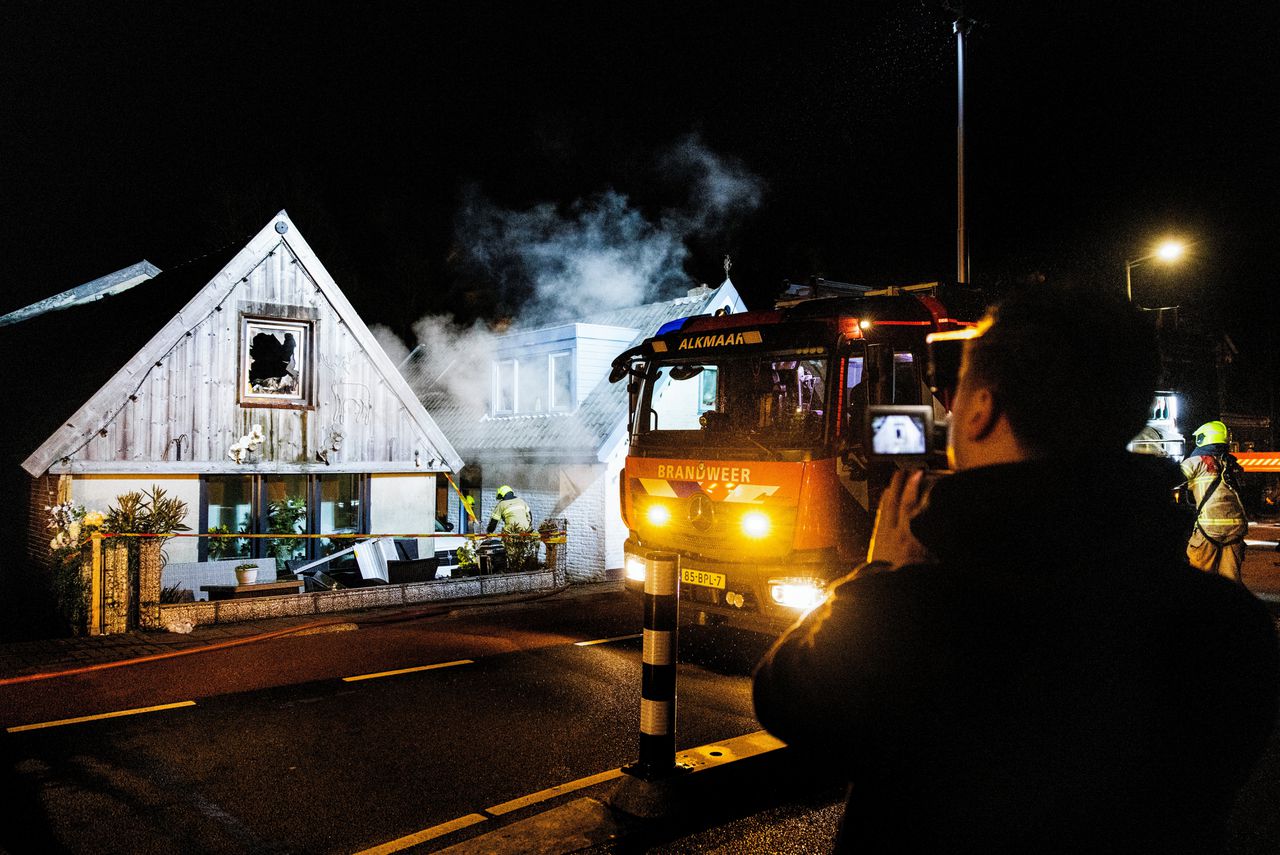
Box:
[459,189,684,321]
[456,133,764,325]
[398,135,763,403]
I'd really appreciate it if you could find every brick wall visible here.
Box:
[25,473,60,567]
[561,471,607,583]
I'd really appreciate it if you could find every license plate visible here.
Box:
[681,568,726,590]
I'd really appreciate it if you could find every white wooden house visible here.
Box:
[412,281,746,582]
[7,211,461,601]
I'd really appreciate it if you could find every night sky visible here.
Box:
[2,2,1276,393]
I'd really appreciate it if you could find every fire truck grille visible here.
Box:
[638,499,798,561]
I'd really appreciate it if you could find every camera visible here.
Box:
[865,405,949,469]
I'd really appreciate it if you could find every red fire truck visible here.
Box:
[609,282,982,634]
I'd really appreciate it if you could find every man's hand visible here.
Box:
[866,469,933,568]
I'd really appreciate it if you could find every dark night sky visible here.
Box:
[2,2,1276,378]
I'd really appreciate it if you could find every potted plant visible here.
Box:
[234,562,258,585]
[267,495,307,571]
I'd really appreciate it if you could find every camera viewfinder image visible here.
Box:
[871,414,927,455]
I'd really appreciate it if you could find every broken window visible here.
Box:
[241,318,311,406]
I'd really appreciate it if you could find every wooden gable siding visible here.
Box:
[67,244,430,469]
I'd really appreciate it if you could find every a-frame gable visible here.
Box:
[23,211,461,476]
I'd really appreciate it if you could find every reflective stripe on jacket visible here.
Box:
[490,497,533,532]
[1180,452,1247,542]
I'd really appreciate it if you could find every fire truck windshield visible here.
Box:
[636,351,829,451]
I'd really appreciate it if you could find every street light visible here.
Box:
[1126,239,1187,303]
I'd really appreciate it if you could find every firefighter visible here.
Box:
[486,485,532,534]
[1181,420,1248,581]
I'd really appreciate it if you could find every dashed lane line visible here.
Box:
[6,700,197,733]
[342,659,474,683]
[574,633,642,646]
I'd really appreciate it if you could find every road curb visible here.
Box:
[433,731,798,855]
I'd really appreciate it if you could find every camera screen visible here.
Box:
[870,412,928,455]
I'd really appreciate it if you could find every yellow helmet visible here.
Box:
[497,485,515,499]
[1192,420,1228,447]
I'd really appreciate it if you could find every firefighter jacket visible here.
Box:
[488,496,532,533]
[754,454,1278,854]
[1180,443,1248,544]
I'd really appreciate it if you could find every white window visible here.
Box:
[494,359,516,414]
[519,356,548,413]
[550,351,573,410]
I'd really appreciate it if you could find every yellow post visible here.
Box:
[89,532,103,636]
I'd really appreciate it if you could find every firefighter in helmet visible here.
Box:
[1180,420,1248,581]
[487,485,532,534]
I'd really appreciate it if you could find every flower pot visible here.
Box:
[235,566,258,585]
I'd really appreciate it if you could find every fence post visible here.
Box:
[137,538,164,630]
[631,550,681,779]
[101,539,131,635]
[86,533,103,636]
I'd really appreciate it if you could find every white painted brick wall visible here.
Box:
[476,464,608,583]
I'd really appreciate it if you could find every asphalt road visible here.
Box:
[3,570,1278,854]
[0,587,788,854]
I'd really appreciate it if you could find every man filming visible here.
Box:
[753,284,1278,853]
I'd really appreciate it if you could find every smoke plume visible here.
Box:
[394,135,763,402]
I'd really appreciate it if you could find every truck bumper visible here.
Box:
[622,539,839,636]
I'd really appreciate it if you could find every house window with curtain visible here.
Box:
[518,355,548,413]
[550,351,573,410]
[494,359,516,414]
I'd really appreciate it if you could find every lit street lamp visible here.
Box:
[1125,239,1186,303]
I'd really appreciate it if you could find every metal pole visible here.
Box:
[632,551,680,779]
[954,16,970,285]
[1126,261,1133,302]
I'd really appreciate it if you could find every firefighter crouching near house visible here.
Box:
[487,486,535,573]
[487,486,532,534]
[1181,420,1248,581]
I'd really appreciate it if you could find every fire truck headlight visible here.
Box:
[646,504,671,526]
[741,511,770,538]
[625,554,647,583]
[769,578,825,611]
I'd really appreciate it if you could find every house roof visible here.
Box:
[420,283,742,461]
[5,211,462,476]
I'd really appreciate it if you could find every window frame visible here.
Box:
[199,474,371,563]
[549,350,574,411]
[239,314,316,409]
[493,358,518,415]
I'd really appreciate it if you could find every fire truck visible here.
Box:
[609,281,983,634]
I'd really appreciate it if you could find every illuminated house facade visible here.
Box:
[5,212,461,600]
[414,281,745,582]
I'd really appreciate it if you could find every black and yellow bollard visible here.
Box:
[632,550,680,778]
